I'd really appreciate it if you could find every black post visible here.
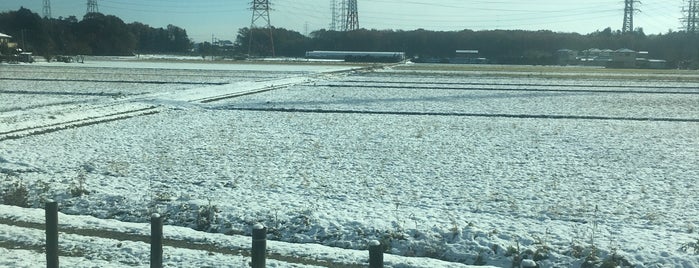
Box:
[45,201,59,268]
[251,223,266,268]
[151,213,163,268]
[369,240,383,268]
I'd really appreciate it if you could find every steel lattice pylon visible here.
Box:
[248,0,275,57]
[622,0,637,33]
[330,0,337,31]
[87,0,99,14]
[683,0,699,33]
[339,0,347,31]
[43,0,51,19]
[344,0,359,31]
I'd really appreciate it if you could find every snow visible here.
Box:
[1,61,698,267]
[0,204,486,268]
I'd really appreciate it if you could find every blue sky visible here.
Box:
[0,0,684,42]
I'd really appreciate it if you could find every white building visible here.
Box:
[305,51,405,62]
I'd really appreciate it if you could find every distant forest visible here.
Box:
[240,27,699,68]
[2,7,699,68]
[0,7,192,57]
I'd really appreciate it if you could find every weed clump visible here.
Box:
[196,201,220,231]
[2,179,29,207]
[70,169,90,197]
[681,239,699,255]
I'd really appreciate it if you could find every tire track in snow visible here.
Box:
[0,77,227,86]
[0,107,162,142]
[0,101,84,113]
[0,90,126,97]
[220,107,699,123]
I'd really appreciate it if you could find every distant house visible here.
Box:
[635,51,667,69]
[609,48,637,68]
[576,48,666,69]
[556,49,578,65]
[0,33,12,46]
[579,48,612,66]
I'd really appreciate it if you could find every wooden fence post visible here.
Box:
[45,201,59,268]
[151,213,163,268]
[251,223,266,268]
[369,240,383,268]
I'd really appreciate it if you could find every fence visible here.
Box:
[42,201,385,268]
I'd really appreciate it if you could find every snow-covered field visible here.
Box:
[1,60,698,267]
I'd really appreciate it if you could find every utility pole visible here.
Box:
[43,0,52,19]
[248,0,275,57]
[87,0,99,14]
[21,29,26,51]
[622,0,638,33]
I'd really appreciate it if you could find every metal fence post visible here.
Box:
[251,223,267,268]
[369,240,383,268]
[151,213,163,268]
[45,201,59,268]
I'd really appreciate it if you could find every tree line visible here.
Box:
[2,7,699,68]
[237,27,699,68]
[0,7,192,59]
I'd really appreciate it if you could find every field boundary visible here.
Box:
[336,80,699,90]
[323,84,699,95]
[221,107,699,123]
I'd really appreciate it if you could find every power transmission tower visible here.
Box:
[87,0,99,14]
[344,0,359,31]
[248,0,275,57]
[330,0,337,31]
[622,0,638,33]
[43,0,52,19]
[683,0,699,33]
[339,0,347,31]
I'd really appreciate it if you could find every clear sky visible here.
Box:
[0,0,685,42]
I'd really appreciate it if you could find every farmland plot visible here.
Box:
[1,62,698,267]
